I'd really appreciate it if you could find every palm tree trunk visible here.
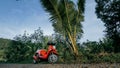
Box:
[67,30,79,58]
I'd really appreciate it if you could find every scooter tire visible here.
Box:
[48,54,58,63]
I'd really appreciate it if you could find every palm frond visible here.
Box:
[40,0,62,24]
[77,0,85,13]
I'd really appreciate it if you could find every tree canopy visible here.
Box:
[95,0,120,52]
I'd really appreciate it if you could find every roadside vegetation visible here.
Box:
[0,29,120,63]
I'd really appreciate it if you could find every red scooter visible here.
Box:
[33,42,58,63]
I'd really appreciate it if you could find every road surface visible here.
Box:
[0,63,120,68]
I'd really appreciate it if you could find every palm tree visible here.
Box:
[40,0,85,59]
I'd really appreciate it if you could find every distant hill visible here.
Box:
[0,38,12,49]
[0,38,12,61]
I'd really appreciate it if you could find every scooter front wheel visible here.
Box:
[33,54,39,64]
[48,54,58,63]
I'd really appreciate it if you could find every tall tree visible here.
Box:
[40,0,85,58]
[95,0,120,52]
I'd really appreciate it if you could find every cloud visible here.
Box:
[0,27,17,39]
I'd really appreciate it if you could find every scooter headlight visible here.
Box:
[53,46,56,49]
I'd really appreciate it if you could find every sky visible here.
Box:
[0,0,105,42]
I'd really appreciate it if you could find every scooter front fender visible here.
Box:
[49,50,58,55]
[33,56,37,60]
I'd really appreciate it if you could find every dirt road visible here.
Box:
[0,63,120,68]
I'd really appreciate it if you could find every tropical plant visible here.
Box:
[40,0,85,59]
[99,38,114,53]
[6,41,29,62]
[5,27,44,63]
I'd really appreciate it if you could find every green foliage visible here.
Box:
[82,41,103,54]
[77,37,119,63]
[6,41,28,62]
[0,34,120,63]
[0,38,11,49]
[95,0,120,52]
[52,33,76,63]
[0,38,12,62]
[40,0,85,35]
[4,28,44,63]
[81,38,114,54]
[99,38,114,53]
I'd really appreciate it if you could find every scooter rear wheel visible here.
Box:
[48,54,58,63]
[33,59,37,64]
